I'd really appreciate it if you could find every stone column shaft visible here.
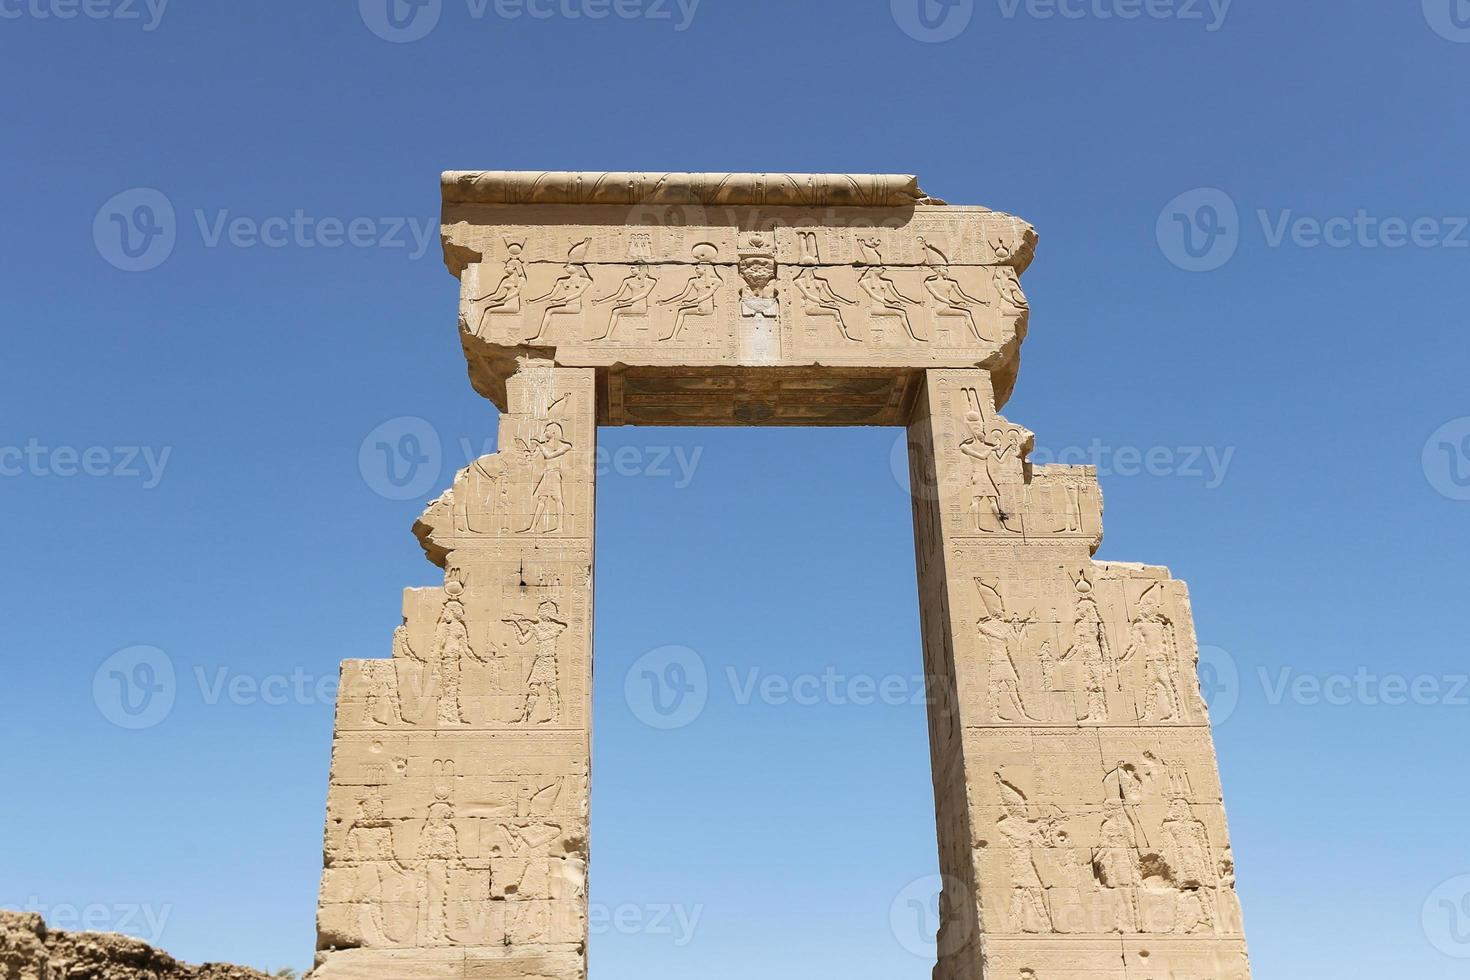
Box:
[908,368,1251,980]
[315,361,595,980]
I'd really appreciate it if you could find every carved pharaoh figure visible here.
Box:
[519,422,573,534]
[975,578,1038,722]
[1092,800,1143,933]
[958,390,1020,533]
[994,775,1057,934]
[343,789,396,945]
[505,600,569,724]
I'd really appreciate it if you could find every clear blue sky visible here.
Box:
[2,2,1467,978]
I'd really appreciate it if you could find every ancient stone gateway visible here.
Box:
[313,172,1253,980]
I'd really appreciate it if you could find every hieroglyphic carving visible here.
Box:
[908,367,1251,977]
[316,362,594,980]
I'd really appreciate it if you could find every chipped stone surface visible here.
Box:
[311,171,1252,980]
[0,912,274,980]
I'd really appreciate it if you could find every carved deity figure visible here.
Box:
[591,262,659,341]
[469,238,528,333]
[919,237,990,341]
[363,660,399,726]
[505,600,569,724]
[452,457,499,534]
[1123,584,1183,722]
[1093,801,1143,933]
[857,238,925,342]
[1061,573,1114,723]
[993,266,1029,312]
[1162,799,1215,888]
[793,266,859,342]
[519,422,573,533]
[525,238,594,342]
[415,801,465,944]
[431,600,481,726]
[659,243,723,341]
[1216,849,1245,935]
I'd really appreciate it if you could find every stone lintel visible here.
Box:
[441,172,1038,424]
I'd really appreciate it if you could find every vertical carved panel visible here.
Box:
[316,361,595,980]
[908,369,1252,980]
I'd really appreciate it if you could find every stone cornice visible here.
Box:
[441,171,938,207]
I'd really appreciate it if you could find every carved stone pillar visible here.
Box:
[315,360,595,980]
[908,369,1251,980]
